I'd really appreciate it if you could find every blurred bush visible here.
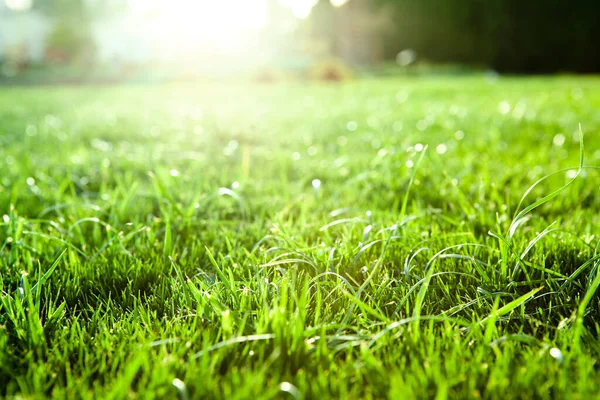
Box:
[252,67,290,84]
[1,44,30,77]
[45,18,95,65]
[308,58,353,82]
[375,0,600,73]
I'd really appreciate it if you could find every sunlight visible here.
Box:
[128,0,268,30]
[280,0,319,19]
[128,0,268,53]
[122,0,357,61]
[5,0,32,11]
[126,0,351,55]
[280,0,350,19]
[330,0,350,6]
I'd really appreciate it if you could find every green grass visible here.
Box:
[2,76,600,399]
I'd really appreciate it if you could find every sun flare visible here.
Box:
[127,0,269,55]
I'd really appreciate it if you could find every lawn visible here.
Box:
[2,76,600,399]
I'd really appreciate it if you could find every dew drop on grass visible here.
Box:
[231,181,240,190]
[415,143,424,152]
[553,134,565,147]
[346,121,358,132]
[279,382,301,399]
[172,378,188,399]
[307,146,318,156]
[393,121,403,132]
[312,179,322,199]
[498,101,511,114]
[223,140,239,156]
[26,177,35,186]
[91,138,112,152]
[566,169,578,179]
[406,160,414,169]
[436,144,448,154]
[416,119,429,131]
[512,101,527,119]
[26,125,37,136]
[363,225,373,242]
[2,214,9,223]
[170,169,180,177]
[455,130,465,140]
[44,114,61,129]
[549,347,564,364]
[292,152,301,161]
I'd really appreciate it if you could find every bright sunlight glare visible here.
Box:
[123,0,352,59]
[281,0,349,19]
[330,0,350,6]
[128,0,267,36]
[127,0,269,55]
[280,0,318,19]
[5,0,32,11]
[128,0,269,30]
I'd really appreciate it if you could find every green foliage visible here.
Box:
[34,0,122,17]
[1,77,600,397]
[375,0,600,72]
[308,58,353,81]
[45,18,95,63]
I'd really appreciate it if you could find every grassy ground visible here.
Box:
[1,76,600,399]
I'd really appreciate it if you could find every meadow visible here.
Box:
[1,76,600,398]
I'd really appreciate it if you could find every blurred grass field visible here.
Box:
[2,76,600,398]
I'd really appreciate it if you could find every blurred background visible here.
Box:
[0,0,598,84]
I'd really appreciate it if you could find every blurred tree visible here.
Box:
[34,0,100,64]
[308,0,391,64]
[34,0,123,16]
[374,0,600,72]
[45,17,95,64]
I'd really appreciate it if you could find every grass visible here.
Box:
[1,76,600,399]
